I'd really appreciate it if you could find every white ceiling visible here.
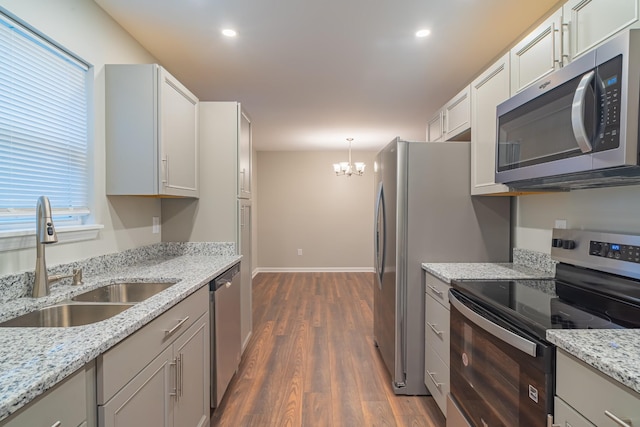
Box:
[94,0,561,151]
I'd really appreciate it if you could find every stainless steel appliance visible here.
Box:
[210,262,241,408]
[447,229,640,426]
[495,29,640,190]
[373,138,511,395]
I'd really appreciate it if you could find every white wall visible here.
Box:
[0,0,162,275]
[257,150,375,271]
[514,184,640,253]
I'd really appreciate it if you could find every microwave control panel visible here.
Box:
[595,54,622,151]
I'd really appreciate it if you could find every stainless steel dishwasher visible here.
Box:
[210,262,241,408]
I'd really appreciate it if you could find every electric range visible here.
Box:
[447,229,640,427]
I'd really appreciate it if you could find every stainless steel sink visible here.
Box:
[0,303,132,327]
[71,282,176,303]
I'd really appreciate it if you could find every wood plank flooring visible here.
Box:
[211,272,446,427]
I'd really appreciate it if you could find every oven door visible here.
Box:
[448,289,554,427]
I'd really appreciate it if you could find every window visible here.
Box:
[0,10,91,233]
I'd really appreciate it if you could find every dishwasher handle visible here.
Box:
[213,263,240,291]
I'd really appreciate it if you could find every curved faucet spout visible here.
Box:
[33,196,58,297]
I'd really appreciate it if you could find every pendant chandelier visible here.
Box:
[333,138,365,177]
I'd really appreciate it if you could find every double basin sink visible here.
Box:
[0,282,176,328]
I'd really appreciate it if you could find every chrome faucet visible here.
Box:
[33,196,59,297]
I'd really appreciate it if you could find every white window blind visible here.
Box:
[0,11,90,230]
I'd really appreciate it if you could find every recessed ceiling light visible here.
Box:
[415,29,431,38]
[222,29,237,37]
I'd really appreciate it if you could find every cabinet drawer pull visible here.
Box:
[604,410,632,427]
[427,322,444,336]
[426,370,442,389]
[428,285,443,297]
[164,316,190,337]
[51,422,62,427]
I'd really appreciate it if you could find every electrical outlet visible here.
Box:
[153,217,160,234]
[297,249,303,256]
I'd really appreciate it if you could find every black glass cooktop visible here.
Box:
[451,263,640,340]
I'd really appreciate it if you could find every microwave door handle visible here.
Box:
[449,291,538,357]
[571,70,595,153]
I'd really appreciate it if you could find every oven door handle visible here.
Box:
[449,291,538,357]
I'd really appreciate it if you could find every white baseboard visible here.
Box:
[252,267,375,274]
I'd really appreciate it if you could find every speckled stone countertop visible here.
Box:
[421,263,554,284]
[0,242,241,422]
[547,329,640,395]
[421,248,556,283]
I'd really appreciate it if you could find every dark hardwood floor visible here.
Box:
[211,272,446,427]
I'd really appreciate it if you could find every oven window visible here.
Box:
[450,303,552,427]
[462,323,520,425]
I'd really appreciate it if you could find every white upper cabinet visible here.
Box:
[426,112,444,142]
[470,53,512,195]
[563,0,639,62]
[511,1,639,95]
[426,85,471,142]
[443,85,471,141]
[510,9,563,95]
[106,64,199,198]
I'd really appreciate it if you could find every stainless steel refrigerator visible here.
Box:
[373,138,511,395]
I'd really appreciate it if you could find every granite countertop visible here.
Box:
[421,262,554,283]
[0,245,241,422]
[547,329,640,395]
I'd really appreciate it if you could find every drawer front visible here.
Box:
[424,346,449,417]
[2,366,87,427]
[98,285,209,404]
[424,272,451,308]
[554,396,595,427]
[425,294,450,364]
[556,350,640,426]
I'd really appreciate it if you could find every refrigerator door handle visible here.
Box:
[375,183,386,289]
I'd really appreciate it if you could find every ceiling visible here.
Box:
[94,0,561,152]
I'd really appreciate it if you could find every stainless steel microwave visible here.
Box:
[495,29,640,190]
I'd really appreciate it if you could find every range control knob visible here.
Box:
[562,240,576,250]
[552,239,563,248]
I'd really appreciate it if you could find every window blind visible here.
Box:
[0,11,90,228]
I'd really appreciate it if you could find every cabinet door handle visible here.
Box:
[179,352,184,397]
[427,322,444,336]
[164,316,189,337]
[51,422,62,427]
[240,168,245,192]
[604,410,632,427]
[176,353,182,399]
[426,370,442,389]
[428,285,443,297]
[169,357,178,398]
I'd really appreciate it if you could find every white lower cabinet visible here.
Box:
[554,349,640,426]
[0,362,95,427]
[424,271,451,417]
[98,286,210,427]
